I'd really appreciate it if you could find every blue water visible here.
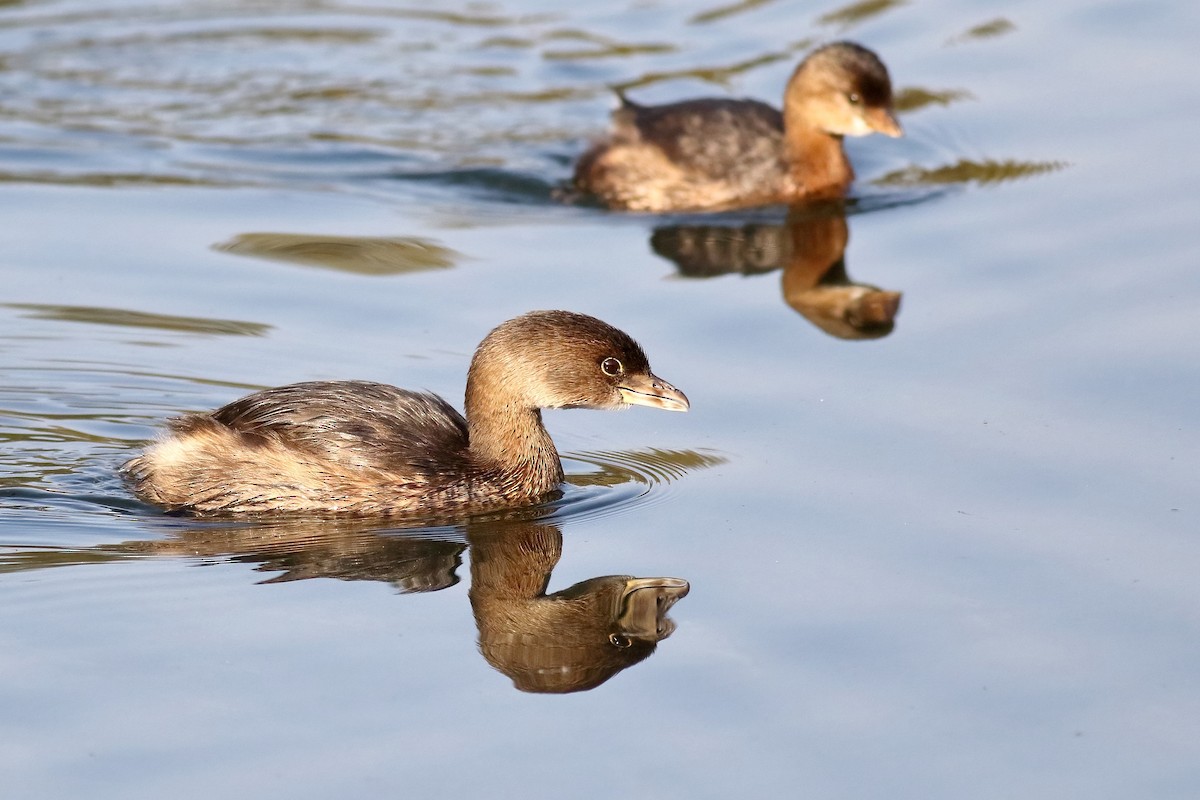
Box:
[3,1,1199,797]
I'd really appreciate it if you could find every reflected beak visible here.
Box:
[618,371,690,412]
[867,106,903,138]
[618,577,690,639]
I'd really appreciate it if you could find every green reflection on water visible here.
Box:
[479,35,536,49]
[817,0,908,29]
[893,86,974,113]
[950,17,1017,44]
[38,27,383,49]
[689,0,778,25]
[215,233,461,275]
[543,42,677,61]
[875,158,1068,188]
[4,303,270,337]
[1,427,125,446]
[0,548,133,575]
[366,8,558,27]
[0,171,251,188]
[567,448,727,488]
[614,50,799,93]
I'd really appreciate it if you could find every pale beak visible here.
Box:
[867,106,903,137]
[617,577,690,639]
[618,371,690,412]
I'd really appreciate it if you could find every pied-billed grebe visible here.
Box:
[574,41,902,212]
[123,311,689,516]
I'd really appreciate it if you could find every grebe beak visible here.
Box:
[866,106,903,137]
[618,372,690,412]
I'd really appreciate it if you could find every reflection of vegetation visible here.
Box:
[876,159,1066,188]
[481,28,676,61]
[0,171,246,188]
[614,50,800,93]
[83,27,380,48]
[567,448,726,488]
[536,30,676,60]
[2,424,127,445]
[503,87,594,103]
[374,8,556,28]
[817,0,908,28]
[421,86,594,106]
[215,233,461,275]
[893,87,974,113]
[950,18,1017,43]
[690,0,778,25]
[4,303,269,337]
[544,42,676,60]
[478,35,535,49]
[0,548,129,575]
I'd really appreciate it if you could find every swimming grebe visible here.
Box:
[123,311,689,515]
[573,41,902,212]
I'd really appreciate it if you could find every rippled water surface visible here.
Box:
[3,1,1199,797]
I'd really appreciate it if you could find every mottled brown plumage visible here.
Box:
[574,41,902,211]
[123,311,688,515]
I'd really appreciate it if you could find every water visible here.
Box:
[3,1,1199,797]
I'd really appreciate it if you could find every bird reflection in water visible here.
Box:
[468,520,688,694]
[33,512,688,694]
[650,200,902,340]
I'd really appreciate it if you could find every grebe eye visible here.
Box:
[601,357,623,376]
[847,92,862,106]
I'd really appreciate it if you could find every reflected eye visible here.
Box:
[600,357,623,376]
[847,92,862,106]
[609,633,632,649]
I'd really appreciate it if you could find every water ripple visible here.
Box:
[552,447,727,524]
[1,445,726,551]
[0,0,1064,210]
